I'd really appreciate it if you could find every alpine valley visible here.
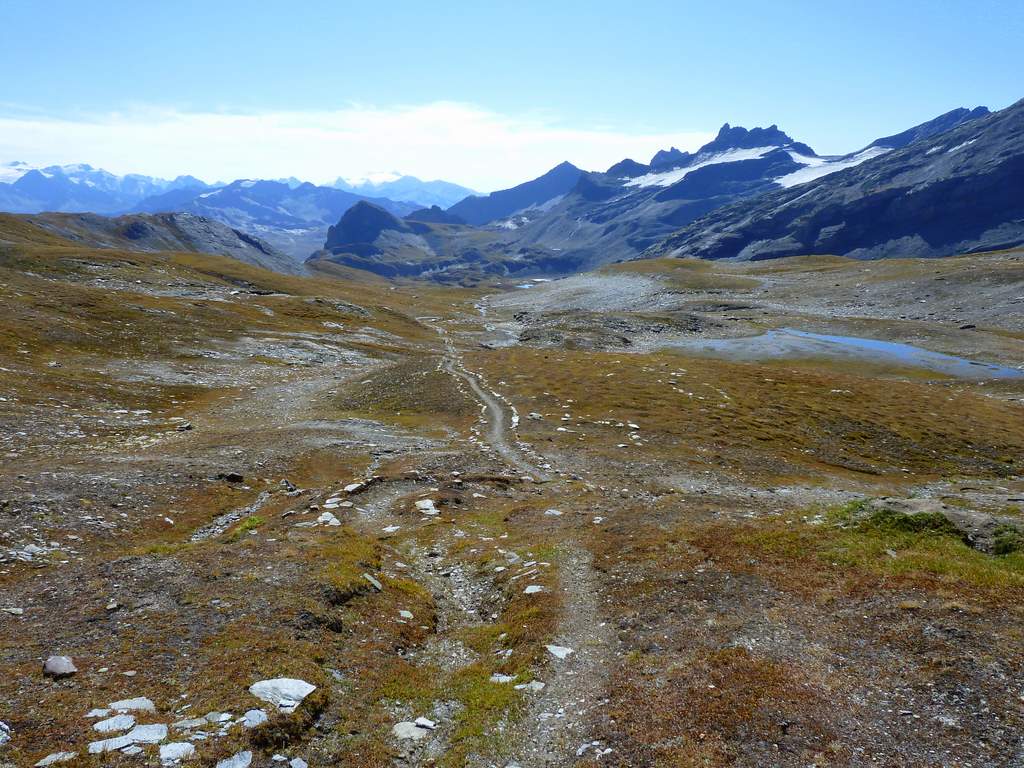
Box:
[2,95,1024,768]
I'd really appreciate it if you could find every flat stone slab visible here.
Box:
[249,678,316,713]
[160,742,196,763]
[93,714,135,733]
[216,750,253,768]
[109,696,155,712]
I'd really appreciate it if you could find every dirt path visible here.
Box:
[511,544,615,767]
[426,319,548,482]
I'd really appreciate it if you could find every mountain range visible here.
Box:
[310,102,1013,281]
[652,102,1023,261]
[332,173,477,209]
[0,163,475,260]
[4,99,1022,281]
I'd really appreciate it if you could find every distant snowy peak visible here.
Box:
[336,171,405,188]
[0,161,32,184]
[332,173,476,209]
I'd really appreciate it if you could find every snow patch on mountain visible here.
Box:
[774,146,890,188]
[624,147,778,188]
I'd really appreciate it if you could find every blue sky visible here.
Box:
[1,0,1021,189]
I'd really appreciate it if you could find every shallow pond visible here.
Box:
[665,329,1024,379]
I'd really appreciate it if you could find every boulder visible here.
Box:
[42,656,77,679]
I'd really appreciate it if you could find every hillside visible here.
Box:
[9,211,301,274]
[446,161,583,226]
[654,98,1024,261]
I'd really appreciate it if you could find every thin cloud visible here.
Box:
[0,102,712,191]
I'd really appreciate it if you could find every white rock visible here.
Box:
[109,696,155,712]
[523,585,544,594]
[160,742,196,763]
[35,752,78,766]
[242,709,268,728]
[392,721,428,740]
[415,498,439,515]
[545,644,574,659]
[93,714,135,733]
[316,511,341,526]
[126,723,167,743]
[216,751,253,768]
[43,655,77,678]
[88,735,134,754]
[249,678,316,713]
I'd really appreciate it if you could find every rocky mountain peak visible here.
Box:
[325,201,408,251]
[699,123,801,154]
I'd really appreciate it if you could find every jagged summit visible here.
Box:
[699,123,816,157]
[650,123,814,168]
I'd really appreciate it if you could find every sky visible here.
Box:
[0,0,1021,191]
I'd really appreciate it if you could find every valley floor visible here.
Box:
[1,227,1023,768]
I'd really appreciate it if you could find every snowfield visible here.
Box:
[774,146,890,188]
[624,146,778,188]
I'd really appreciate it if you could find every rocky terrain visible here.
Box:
[1,214,1023,768]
